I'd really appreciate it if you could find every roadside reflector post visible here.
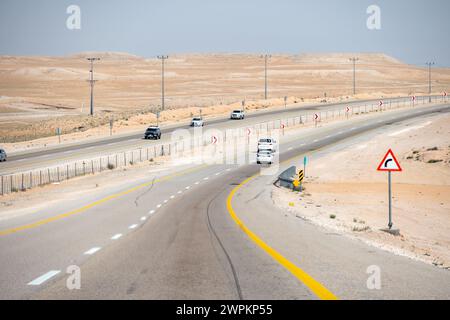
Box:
[56,127,61,144]
[303,156,308,178]
[377,149,402,235]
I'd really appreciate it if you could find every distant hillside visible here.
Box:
[0,52,449,112]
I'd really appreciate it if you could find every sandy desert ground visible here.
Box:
[273,112,450,269]
[1,52,449,143]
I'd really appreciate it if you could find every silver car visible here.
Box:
[0,149,6,162]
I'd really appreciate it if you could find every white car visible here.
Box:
[230,110,245,120]
[256,150,274,165]
[190,117,204,127]
[257,138,277,152]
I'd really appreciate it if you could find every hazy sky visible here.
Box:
[0,0,449,66]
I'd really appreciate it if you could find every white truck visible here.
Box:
[257,138,277,153]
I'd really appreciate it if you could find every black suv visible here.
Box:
[0,149,6,162]
[144,126,161,140]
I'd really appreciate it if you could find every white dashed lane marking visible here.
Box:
[140,217,147,221]
[129,224,138,229]
[28,270,61,286]
[111,234,122,240]
[84,247,101,255]
[149,210,155,215]
[157,204,162,208]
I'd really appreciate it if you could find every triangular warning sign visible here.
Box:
[377,149,402,172]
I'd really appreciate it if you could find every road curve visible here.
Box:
[0,103,448,299]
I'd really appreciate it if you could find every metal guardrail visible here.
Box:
[276,166,297,189]
[0,94,447,195]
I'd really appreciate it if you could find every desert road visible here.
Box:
[0,103,449,299]
[0,96,436,175]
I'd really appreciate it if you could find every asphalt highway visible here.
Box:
[0,103,449,299]
[0,96,434,175]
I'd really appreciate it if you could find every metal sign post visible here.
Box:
[377,149,402,233]
[388,171,392,228]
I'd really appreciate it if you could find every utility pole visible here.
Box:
[426,62,435,103]
[157,55,169,111]
[261,54,271,100]
[349,57,359,95]
[87,57,100,116]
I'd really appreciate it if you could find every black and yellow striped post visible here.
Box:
[298,169,304,191]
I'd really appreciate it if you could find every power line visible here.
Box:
[157,55,169,111]
[426,62,435,102]
[349,57,359,95]
[260,54,271,100]
[86,57,100,116]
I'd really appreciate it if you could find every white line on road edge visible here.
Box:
[28,270,61,286]
[111,234,122,240]
[129,224,138,229]
[84,247,101,255]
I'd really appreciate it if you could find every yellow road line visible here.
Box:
[226,175,338,300]
[0,165,207,236]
